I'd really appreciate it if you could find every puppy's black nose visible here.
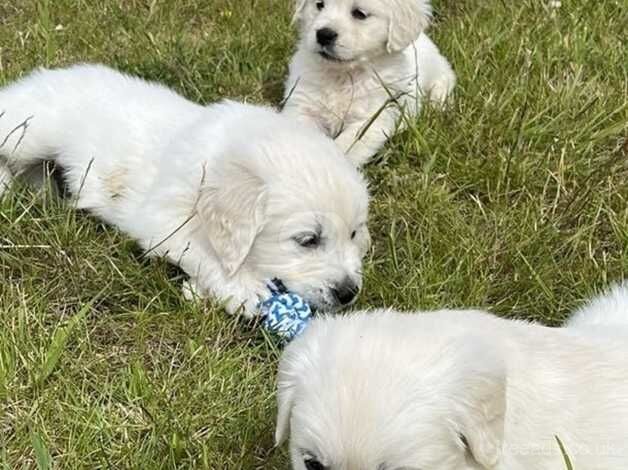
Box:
[331,279,359,306]
[316,28,338,47]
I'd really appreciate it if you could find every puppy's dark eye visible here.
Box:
[316,0,325,11]
[304,458,326,470]
[351,8,369,20]
[350,230,357,240]
[295,233,321,249]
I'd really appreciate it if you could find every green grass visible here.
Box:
[0,0,626,468]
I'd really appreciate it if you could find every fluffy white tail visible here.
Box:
[0,64,202,204]
[566,283,628,329]
[0,100,31,197]
[0,70,58,174]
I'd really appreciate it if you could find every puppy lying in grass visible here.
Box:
[277,284,628,469]
[0,64,370,316]
[283,0,456,166]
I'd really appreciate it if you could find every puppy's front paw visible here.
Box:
[335,134,374,167]
[182,279,204,302]
[426,71,456,107]
[346,144,374,167]
[223,295,263,318]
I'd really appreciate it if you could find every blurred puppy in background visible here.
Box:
[277,285,628,469]
[283,0,456,166]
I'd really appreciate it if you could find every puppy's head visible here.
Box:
[197,104,370,313]
[276,311,507,470]
[293,0,431,64]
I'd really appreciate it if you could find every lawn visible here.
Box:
[0,0,626,468]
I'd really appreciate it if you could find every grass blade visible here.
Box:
[31,432,51,470]
[36,302,90,385]
[555,436,574,470]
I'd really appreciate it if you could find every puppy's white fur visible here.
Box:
[0,64,370,316]
[277,285,628,469]
[284,0,456,166]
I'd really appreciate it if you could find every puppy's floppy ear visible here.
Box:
[293,0,307,24]
[197,161,267,277]
[450,342,507,468]
[387,0,432,53]
[275,340,311,446]
[275,380,296,446]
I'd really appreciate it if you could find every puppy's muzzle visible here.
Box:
[331,277,360,306]
[316,27,338,47]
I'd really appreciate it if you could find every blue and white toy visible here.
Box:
[260,279,313,342]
